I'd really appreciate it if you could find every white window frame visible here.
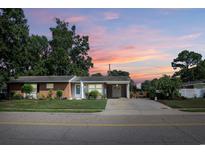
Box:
[46,83,54,89]
[88,84,103,94]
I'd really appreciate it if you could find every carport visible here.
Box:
[106,84,127,98]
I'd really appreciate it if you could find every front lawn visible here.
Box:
[0,99,107,113]
[160,98,205,112]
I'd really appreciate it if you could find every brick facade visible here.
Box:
[8,82,72,99]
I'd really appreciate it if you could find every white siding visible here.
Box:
[179,88,205,98]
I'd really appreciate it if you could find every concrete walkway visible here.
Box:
[102,98,185,115]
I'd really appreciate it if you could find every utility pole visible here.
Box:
[108,64,111,76]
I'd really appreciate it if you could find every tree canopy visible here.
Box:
[0,9,93,87]
[172,50,202,70]
[108,69,130,76]
[171,50,204,82]
[70,26,93,76]
[0,9,29,87]
[141,75,182,99]
[91,73,103,76]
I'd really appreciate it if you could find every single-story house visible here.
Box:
[179,80,205,98]
[7,76,130,99]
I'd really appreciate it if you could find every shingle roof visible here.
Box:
[71,76,130,82]
[9,76,74,83]
[8,75,130,83]
[182,80,205,86]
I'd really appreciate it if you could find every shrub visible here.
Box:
[101,94,106,99]
[142,75,182,100]
[47,89,53,99]
[56,90,63,99]
[89,90,100,99]
[85,92,89,99]
[37,93,46,100]
[130,92,135,98]
[12,92,23,99]
[10,91,15,98]
[148,87,157,100]
[22,84,33,97]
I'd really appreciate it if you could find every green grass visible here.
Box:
[160,98,205,112]
[0,99,107,113]
[180,108,205,112]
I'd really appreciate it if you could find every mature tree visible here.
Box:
[157,75,181,99]
[25,35,50,75]
[142,76,182,99]
[172,50,202,81]
[108,69,130,76]
[0,9,29,87]
[48,18,93,76]
[130,79,137,92]
[47,18,73,75]
[193,60,205,80]
[0,10,94,86]
[91,73,103,76]
[141,80,151,91]
[141,78,158,99]
[172,50,202,69]
[70,26,93,76]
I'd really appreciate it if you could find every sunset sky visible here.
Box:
[24,9,205,83]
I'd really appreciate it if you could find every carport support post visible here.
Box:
[80,81,84,99]
[127,83,130,98]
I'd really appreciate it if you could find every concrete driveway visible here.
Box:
[102,98,184,115]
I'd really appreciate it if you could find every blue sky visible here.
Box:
[23,8,205,82]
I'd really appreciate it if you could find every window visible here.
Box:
[88,84,103,94]
[46,83,54,89]
[31,84,37,92]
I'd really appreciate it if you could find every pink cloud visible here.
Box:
[103,12,120,20]
[90,65,175,82]
[27,9,89,25]
[27,9,202,82]
[81,23,203,82]
[90,49,169,65]
[27,9,56,24]
[90,65,108,75]
[65,15,88,23]
[178,32,202,40]
[89,47,172,78]
[86,25,202,52]
[130,66,175,82]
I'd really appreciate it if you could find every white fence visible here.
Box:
[179,88,205,98]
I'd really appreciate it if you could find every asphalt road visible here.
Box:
[0,112,205,144]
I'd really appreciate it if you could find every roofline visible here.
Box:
[8,81,71,83]
[106,81,130,84]
[182,82,205,86]
[69,76,77,82]
[7,75,74,83]
[8,75,130,84]
[71,81,130,84]
[182,80,205,86]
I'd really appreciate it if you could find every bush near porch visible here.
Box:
[0,99,107,113]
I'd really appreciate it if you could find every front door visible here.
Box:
[75,84,81,98]
[112,85,121,98]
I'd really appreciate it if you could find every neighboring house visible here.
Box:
[7,76,130,99]
[179,80,205,98]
